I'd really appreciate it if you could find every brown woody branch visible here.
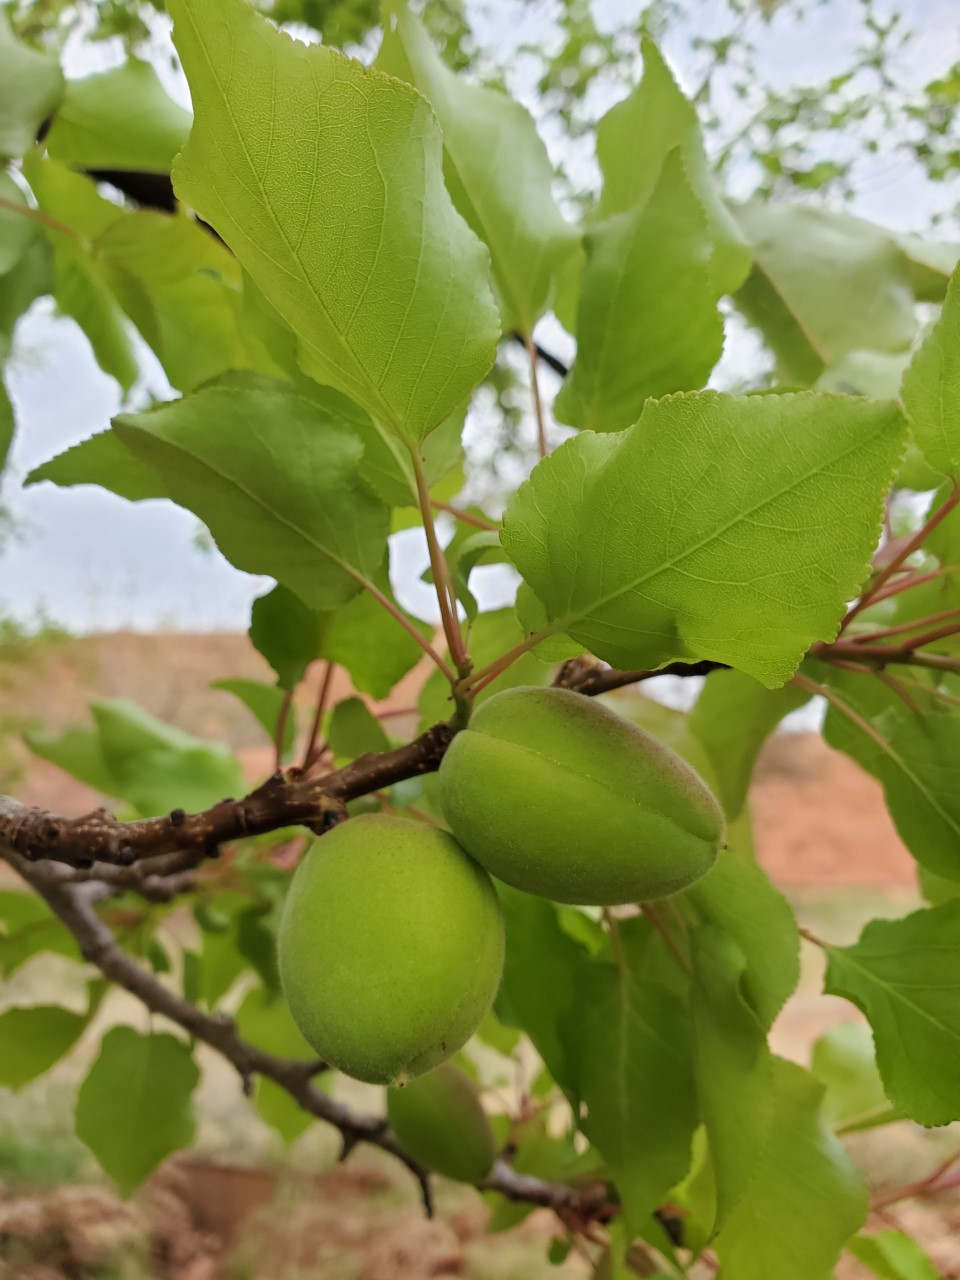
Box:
[5,845,615,1224]
[0,723,454,870]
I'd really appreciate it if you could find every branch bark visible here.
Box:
[5,845,615,1224]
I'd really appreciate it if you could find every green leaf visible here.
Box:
[0,235,54,362]
[567,918,698,1235]
[713,1058,868,1280]
[169,0,499,442]
[0,1004,88,1090]
[45,60,192,173]
[593,37,750,295]
[0,890,80,976]
[0,9,64,161]
[95,210,248,392]
[691,926,773,1232]
[689,670,810,818]
[847,1231,941,1280]
[249,584,322,692]
[418,607,552,730]
[76,1027,198,1194]
[0,173,37,277]
[502,390,904,687]
[327,696,390,762]
[874,709,960,881]
[236,986,318,1142]
[824,901,960,1126]
[114,377,389,612]
[250,571,426,701]
[26,429,169,502]
[495,884,586,1095]
[815,350,939,492]
[91,697,245,816]
[378,2,576,335]
[21,155,138,390]
[687,850,800,1031]
[23,722,117,794]
[810,1022,891,1130]
[555,150,723,434]
[820,671,960,882]
[733,202,917,385]
[0,377,13,475]
[901,261,960,478]
[213,679,295,757]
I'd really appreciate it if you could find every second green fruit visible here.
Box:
[439,686,724,905]
[278,815,504,1086]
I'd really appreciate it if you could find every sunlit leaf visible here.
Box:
[824,901,960,1126]
[378,0,577,335]
[169,0,499,441]
[503,391,904,687]
[0,9,64,161]
[46,60,192,173]
[76,1027,198,1194]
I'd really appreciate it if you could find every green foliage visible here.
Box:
[555,151,723,433]
[169,0,500,442]
[114,377,390,611]
[45,60,191,173]
[901,260,960,478]
[847,1231,941,1280]
[75,1027,199,1194]
[0,7,63,160]
[378,0,576,336]
[567,918,698,1237]
[824,902,960,1126]
[503,391,904,685]
[690,671,810,819]
[5,0,960,1268]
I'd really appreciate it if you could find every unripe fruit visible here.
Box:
[439,687,723,905]
[277,815,505,1086]
[387,1063,496,1184]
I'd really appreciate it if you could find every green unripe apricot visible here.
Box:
[387,1063,496,1184]
[439,687,724,906]
[277,815,505,1086]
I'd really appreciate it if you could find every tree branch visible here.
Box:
[5,846,615,1224]
[0,723,454,869]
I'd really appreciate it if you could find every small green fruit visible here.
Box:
[387,1063,496,1183]
[439,687,724,905]
[278,815,504,1086]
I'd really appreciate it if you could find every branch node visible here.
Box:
[169,808,186,828]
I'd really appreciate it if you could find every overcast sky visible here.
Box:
[3,0,959,634]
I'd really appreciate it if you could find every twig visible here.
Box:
[790,673,894,754]
[2,848,619,1225]
[410,447,468,675]
[431,501,497,532]
[871,1149,960,1210]
[640,903,690,972]
[0,725,454,868]
[841,481,960,631]
[273,690,293,772]
[509,331,570,378]
[302,661,335,770]
[0,193,83,241]
[850,607,960,645]
[555,657,727,695]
